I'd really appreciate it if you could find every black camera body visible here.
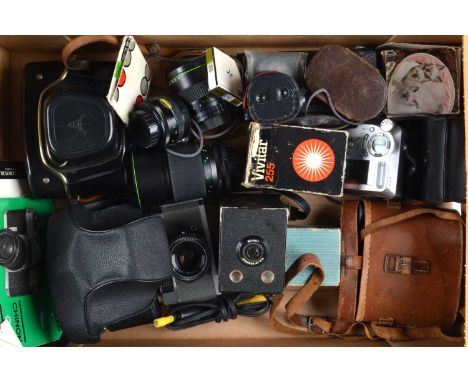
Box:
[160,200,219,305]
[23,61,128,199]
[0,209,42,297]
[216,195,288,294]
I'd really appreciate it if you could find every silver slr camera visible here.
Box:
[344,119,404,198]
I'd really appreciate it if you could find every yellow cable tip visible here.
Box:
[236,295,267,306]
[153,315,175,328]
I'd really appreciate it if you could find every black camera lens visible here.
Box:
[237,236,268,267]
[128,96,191,149]
[168,56,236,132]
[131,143,237,209]
[170,234,209,282]
[0,229,27,271]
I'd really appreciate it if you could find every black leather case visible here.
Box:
[46,203,172,343]
[400,116,466,203]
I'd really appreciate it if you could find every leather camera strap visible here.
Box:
[360,207,464,240]
[269,254,374,339]
[337,200,360,322]
[269,254,328,335]
[62,35,120,69]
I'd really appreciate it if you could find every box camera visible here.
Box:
[0,209,42,297]
[23,61,128,199]
[344,119,405,198]
[216,195,288,294]
[160,200,219,305]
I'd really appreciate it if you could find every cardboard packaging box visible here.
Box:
[0,35,465,347]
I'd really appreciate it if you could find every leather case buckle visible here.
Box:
[384,255,430,275]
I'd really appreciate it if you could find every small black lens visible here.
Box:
[170,234,208,282]
[0,229,27,271]
[168,57,236,132]
[237,236,267,267]
[128,96,191,149]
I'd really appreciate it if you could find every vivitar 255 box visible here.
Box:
[242,123,348,196]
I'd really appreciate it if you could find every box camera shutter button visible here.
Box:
[0,229,27,271]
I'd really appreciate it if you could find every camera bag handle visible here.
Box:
[61,35,151,70]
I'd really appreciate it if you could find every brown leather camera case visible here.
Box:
[339,200,464,329]
[270,200,464,341]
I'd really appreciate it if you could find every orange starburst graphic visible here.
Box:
[292,139,335,182]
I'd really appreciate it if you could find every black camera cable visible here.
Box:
[165,118,204,158]
[154,294,271,331]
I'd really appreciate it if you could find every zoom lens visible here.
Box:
[168,56,236,132]
[237,236,268,267]
[128,96,191,149]
[131,143,237,209]
[170,234,209,282]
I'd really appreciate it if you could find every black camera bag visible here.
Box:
[46,203,172,343]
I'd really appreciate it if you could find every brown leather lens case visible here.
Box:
[306,45,387,122]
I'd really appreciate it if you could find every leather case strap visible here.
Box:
[360,207,464,240]
[337,200,361,322]
[61,35,150,70]
[269,253,331,335]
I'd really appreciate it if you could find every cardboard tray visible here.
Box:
[0,35,465,346]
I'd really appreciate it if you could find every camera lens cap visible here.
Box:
[0,229,27,271]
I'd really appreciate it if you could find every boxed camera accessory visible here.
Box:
[380,43,461,116]
[168,56,237,132]
[206,47,244,107]
[241,50,308,86]
[131,142,241,209]
[305,45,387,122]
[0,319,22,347]
[217,195,288,294]
[344,119,405,198]
[399,116,465,203]
[0,161,30,198]
[270,201,464,342]
[160,200,219,305]
[245,72,304,124]
[23,61,128,199]
[128,95,192,149]
[107,35,152,124]
[243,123,348,197]
[286,227,340,287]
[0,197,62,347]
[46,203,173,343]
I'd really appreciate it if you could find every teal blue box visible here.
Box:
[286,228,341,287]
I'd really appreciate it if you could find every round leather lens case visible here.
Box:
[246,72,301,124]
[306,45,387,122]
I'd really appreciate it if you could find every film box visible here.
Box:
[206,47,244,106]
[242,123,348,196]
[286,227,340,287]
